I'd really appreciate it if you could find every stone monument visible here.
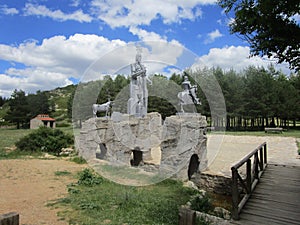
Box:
[77,51,208,184]
[127,46,151,117]
[178,73,201,113]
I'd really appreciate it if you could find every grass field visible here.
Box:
[0,127,74,159]
[51,169,199,225]
[0,128,35,159]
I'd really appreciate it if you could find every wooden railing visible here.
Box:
[231,142,267,220]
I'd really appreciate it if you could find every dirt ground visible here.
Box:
[0,158,86,225]
[207,135,299,176]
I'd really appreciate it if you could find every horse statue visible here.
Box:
[92,101,112,118]
[178,75,201,113]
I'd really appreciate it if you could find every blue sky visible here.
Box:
[0,0,293,97]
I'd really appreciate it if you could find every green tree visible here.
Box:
[218,0,300,71]
[5,89,30,129]
[0,96,7,107]
[27,91,50,118]
[243,67,276,128]
[148,75,179,119]
[273,73,299,127]
[72,80,103,127]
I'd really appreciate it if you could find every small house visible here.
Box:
[30,114,56,129]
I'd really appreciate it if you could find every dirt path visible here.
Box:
[0,158,86,225]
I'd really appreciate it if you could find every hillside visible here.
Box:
[0,84,77,127]
[45,84,77,124]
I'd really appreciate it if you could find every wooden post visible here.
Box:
[231,168,239,220]
[179,208,196,225]
[259,147,264,170]
[0,212,19,225]
[254,153,259,179]
[264,144,267,165]
[246,159,251,193]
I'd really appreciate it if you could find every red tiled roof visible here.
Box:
[34,114,56,121]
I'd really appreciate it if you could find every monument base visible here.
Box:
[77,112,207,182]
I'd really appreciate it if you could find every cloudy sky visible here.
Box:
[0,0,293,97]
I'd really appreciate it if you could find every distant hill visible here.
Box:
[44,84,77,124]
[0,84,77,127]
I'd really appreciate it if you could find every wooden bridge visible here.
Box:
[231,142,300,225]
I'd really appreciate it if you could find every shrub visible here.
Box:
[15,126,73,155]
[70,156,87,164]
[77,168,103,186]
[190,194,214,213]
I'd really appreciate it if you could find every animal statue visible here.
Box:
[92,101,112,118]
[178,75,201,113]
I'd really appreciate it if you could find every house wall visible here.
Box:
[30,118,56,129]
[30,118,44,129]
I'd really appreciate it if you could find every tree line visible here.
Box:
[2,66,300,130]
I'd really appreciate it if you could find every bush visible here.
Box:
[70,156,87,164]
[15,126,73,155]
[190,194,214,213]
[77,168,103,186]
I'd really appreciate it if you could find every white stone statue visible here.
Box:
[127,46,151,117]
[178,74,201,113]
[92,101,112,117]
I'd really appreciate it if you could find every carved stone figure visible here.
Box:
[92,101,112,117]
[178,74,201,113]
[127,46,151,117]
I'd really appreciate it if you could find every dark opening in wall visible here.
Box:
[96,143,107,159]
[188,154,200,180]
[130,148,143,166]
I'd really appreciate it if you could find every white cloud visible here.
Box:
[0,5,19,15]
[193,45,291,74]
[70,0,81,7]
[23,3,92,23]
[91,0,214,28]
[0,34,128,96]
[204,29,223,44]
[0,33,189,97]
[129,26,166,42]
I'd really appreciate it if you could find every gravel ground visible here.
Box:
[206,134,299,176]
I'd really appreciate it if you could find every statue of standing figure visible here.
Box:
[127,46,151,117]
[178,73,201,113]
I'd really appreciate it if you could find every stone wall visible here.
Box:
[195,172,232,195]
[77,112,207,181]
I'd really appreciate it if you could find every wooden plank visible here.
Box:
[245,201,300,217]
[259,177,300,185]
[178,208,196,225]
[241,207,299,225]
[0,212,19,225]
[251,193,300,209]
[255,184,300,193]
[238,164,300,225]
[240,211,299,225]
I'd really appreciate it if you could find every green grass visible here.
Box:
[0,127,75,159]
[0,128,35,159]
[54,170,72,176]
[69,156,87,164]
[53,169,198,225]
